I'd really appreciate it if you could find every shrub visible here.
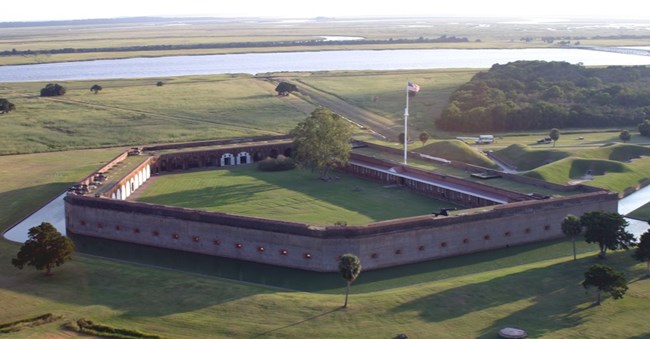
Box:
[257,155,296,171]
[40,83,66,97]
[71,318,162,339]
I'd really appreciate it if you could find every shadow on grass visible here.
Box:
[0,237,269,318]
[249,306,343,338]
[388,251,643,338]
[137,181,277,209]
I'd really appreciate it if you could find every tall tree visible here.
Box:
[338,253,362,308]
[582,264,628,305]
[619,130,631,143]
[561,214,582,260]
[419,131,430,146]
[632,230,650,277]
[581,211,635,259]
[549,128,560,147]
[12,222,74,276]
[291,107,353,178]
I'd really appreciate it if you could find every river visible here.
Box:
[1,47,650,82]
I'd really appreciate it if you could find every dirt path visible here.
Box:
[292,80,401,141]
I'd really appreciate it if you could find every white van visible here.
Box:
[477,135,494,144]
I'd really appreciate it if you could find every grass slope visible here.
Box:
[136,167,458,225]
[2,234,649,338]
[494,144,571,171]
[496,143,650,192]
[627,202,650,222]
[415,139,497,168]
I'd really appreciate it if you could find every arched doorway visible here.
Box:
[237,152,251,165]
[220,153,235,166]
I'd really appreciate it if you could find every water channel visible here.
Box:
[1,47,650,82]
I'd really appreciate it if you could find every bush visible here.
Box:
[71,318,162,339]
[0,98,15,113]
[639,119,650,137]
[40,83,66,97]
[257,155,296,171]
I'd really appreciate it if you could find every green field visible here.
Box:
[287,69,476,135]
[2,229,649,338]
[135,166,457,225]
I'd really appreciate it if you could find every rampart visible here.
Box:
[64,137,619,272]
[65,191,617,272]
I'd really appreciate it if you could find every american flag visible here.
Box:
[407,81,420,93]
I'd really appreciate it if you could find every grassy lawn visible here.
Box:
[2,231,649,338]
[0,75,312,155]
[136,166,457,225]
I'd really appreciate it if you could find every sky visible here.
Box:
[3,0,647,22]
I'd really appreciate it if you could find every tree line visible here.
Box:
[1,36,468,57]
[436,61,650,132]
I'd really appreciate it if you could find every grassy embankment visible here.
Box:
[495,143,650,193]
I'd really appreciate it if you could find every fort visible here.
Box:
[64,136,618,272]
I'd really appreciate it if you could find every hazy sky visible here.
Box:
[3,0,646,22]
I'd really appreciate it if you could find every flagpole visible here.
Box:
[404,82,409,165]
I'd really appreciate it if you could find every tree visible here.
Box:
[561,214,582,260]
[90,84,102,94]
[549,128,560,147]
[397,132,406,145]
[40,83,66,97]
[581,211,635,259]
[275,81,297,96]
[582,264,628,305]
[291,107,353,178]
[632,230,650,277]
[419,131,430,146]
[338,253,362,308]
[0,98,15,114]
[619,130,631,143]
[12,222,74,276]
[639,119,650,137]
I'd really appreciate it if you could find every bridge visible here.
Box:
[571,45,650,57]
